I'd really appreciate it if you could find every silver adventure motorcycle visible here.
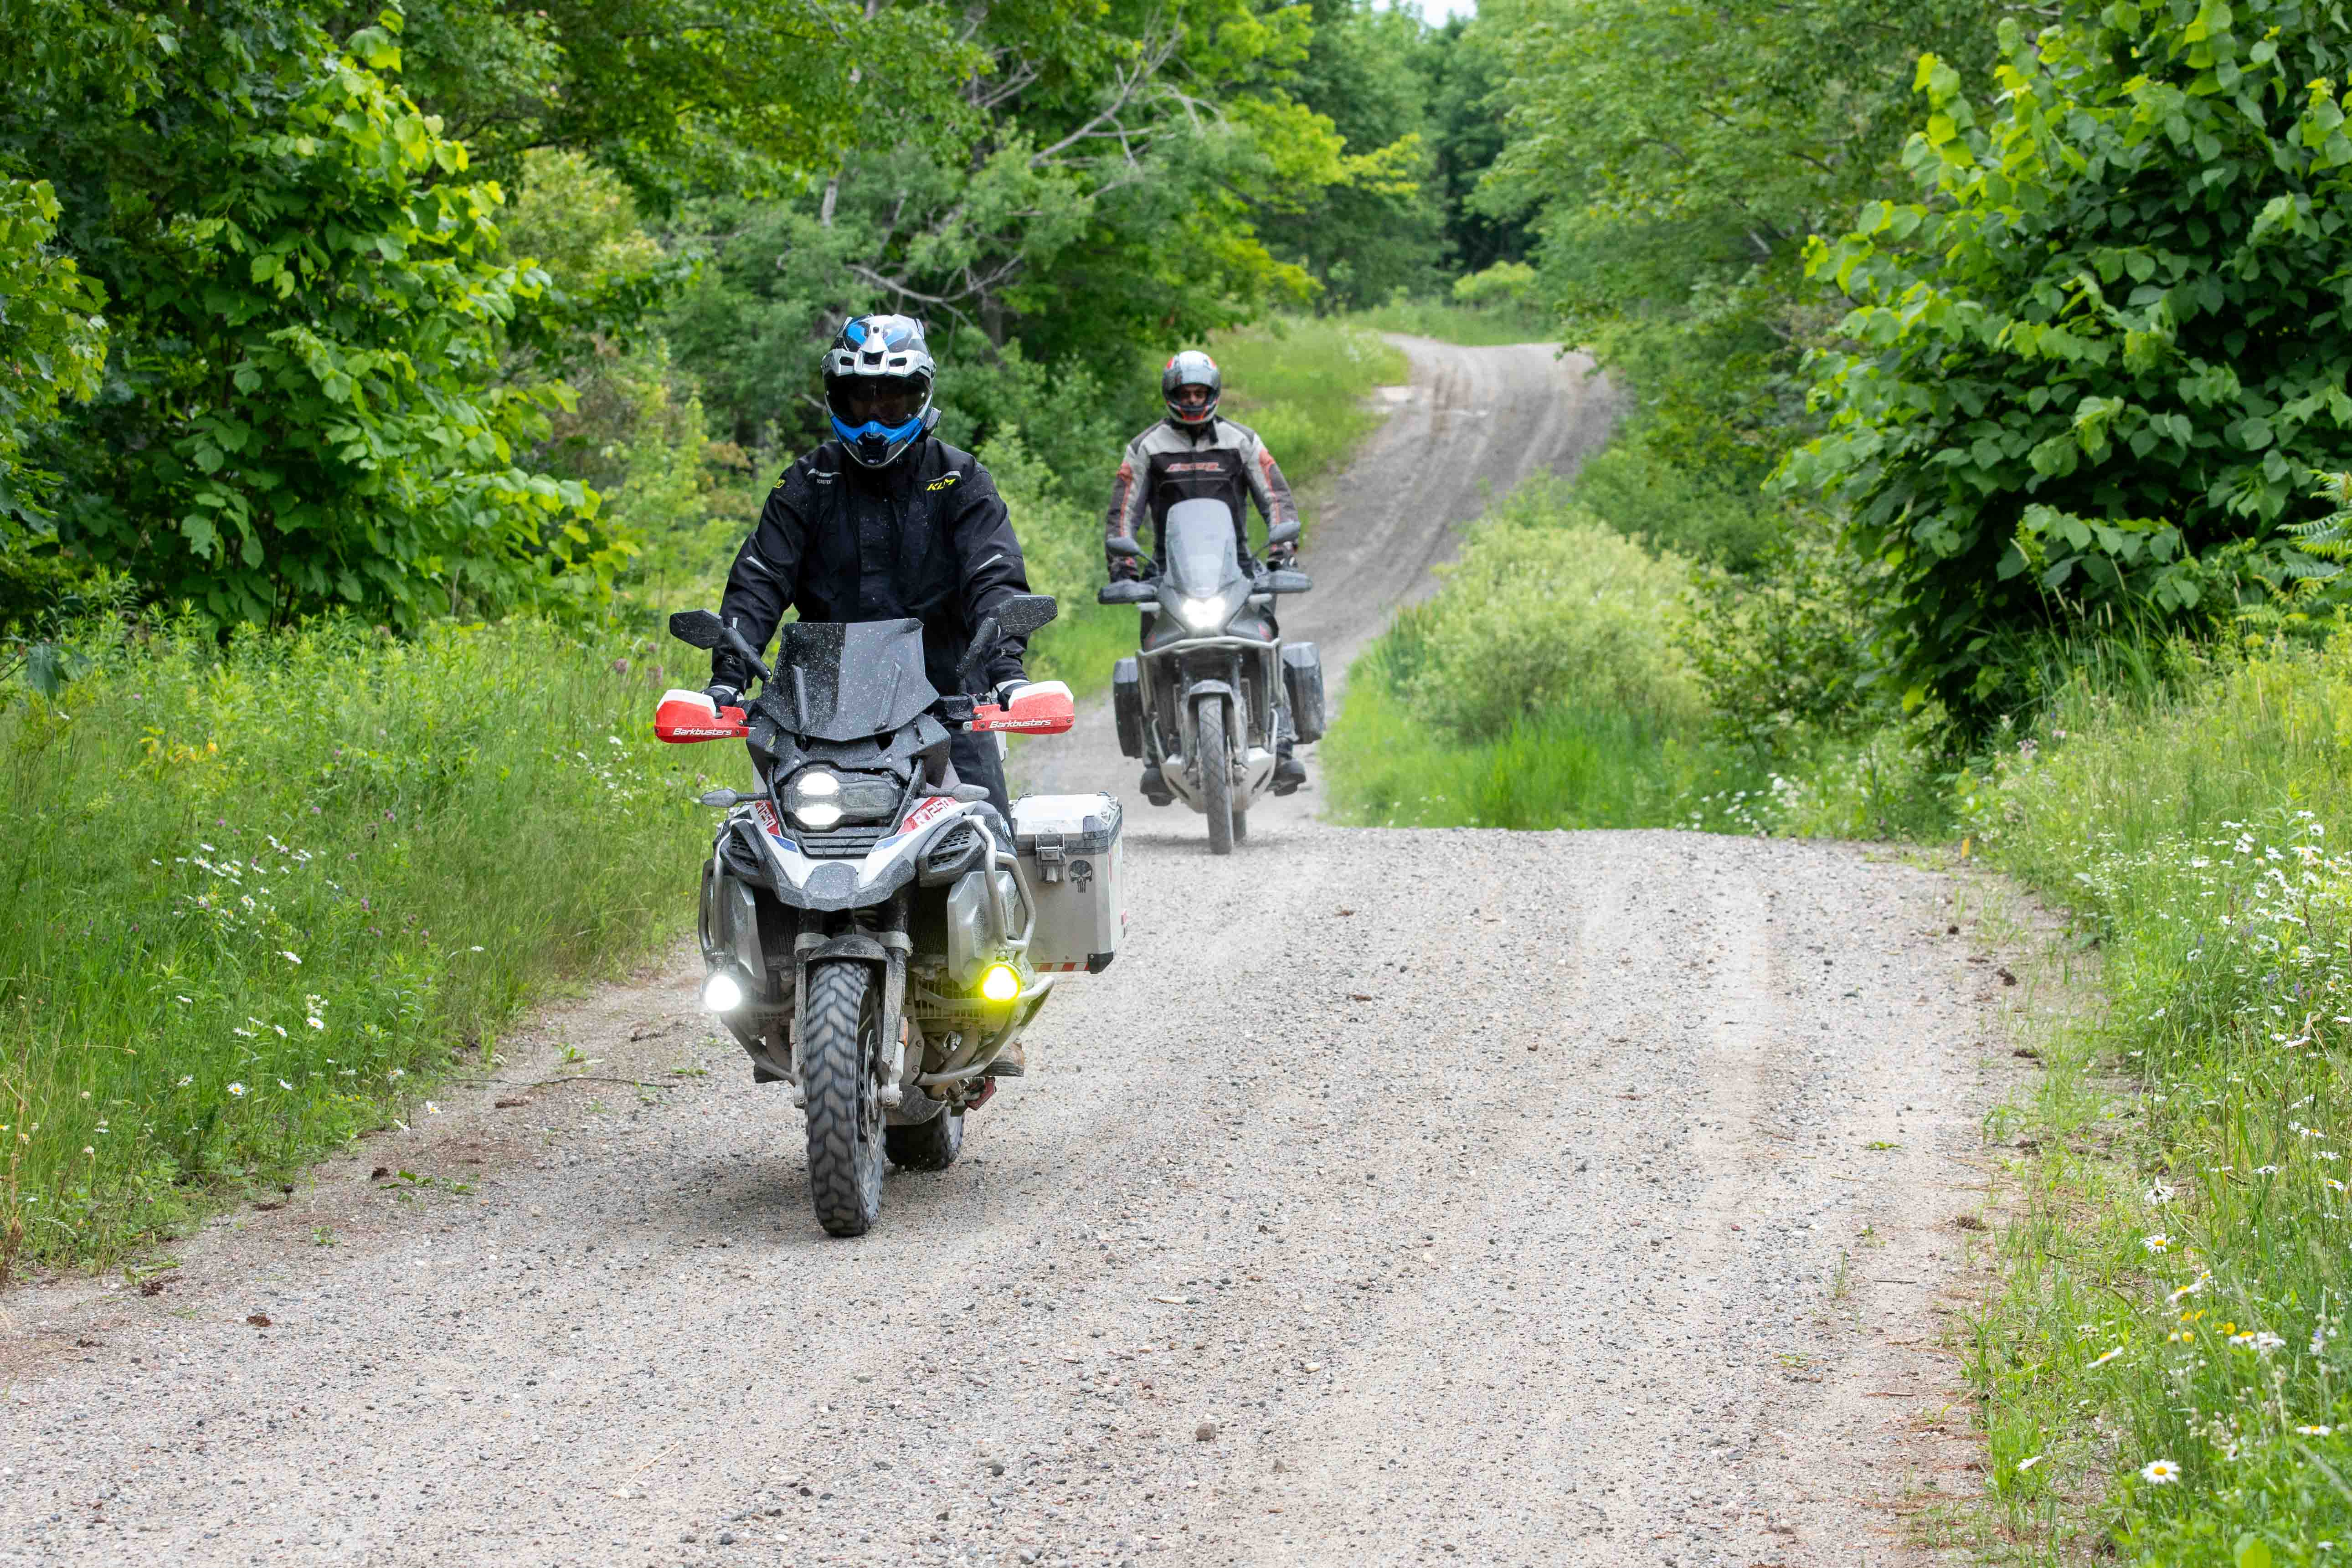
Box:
[654,598,1125,1236]
[1100,499,1323,854]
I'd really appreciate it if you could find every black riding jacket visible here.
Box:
[713,437,1032,698]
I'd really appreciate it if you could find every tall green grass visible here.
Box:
[1347,300,1559,347]
[1965,634,2352,1559]
[0,617,714,1275]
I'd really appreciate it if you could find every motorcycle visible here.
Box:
[653,596,1125,1237]
[1098,499,1324,855]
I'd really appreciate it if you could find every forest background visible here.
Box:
[13,0,2352,1557]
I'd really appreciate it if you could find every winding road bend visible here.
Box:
[1,337,2008,1567]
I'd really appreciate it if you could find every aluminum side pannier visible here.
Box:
[1009,793,1125,973]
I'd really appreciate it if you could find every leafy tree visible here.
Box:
[1481,0,2006,487]
[1780,1,2352,720]
[0,179,108,526]
[1418,15,1529,276]
[1256,0,1446,310]
[5,4,608,625]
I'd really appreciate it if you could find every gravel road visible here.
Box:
[1,338,2014,1567]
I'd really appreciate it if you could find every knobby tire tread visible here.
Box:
[802,961,884,1237]
[1200,700,1235,856]
[885,1110,964,1171]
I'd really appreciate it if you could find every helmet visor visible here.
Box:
[1169,383,1215,416]
[827,376,929,428]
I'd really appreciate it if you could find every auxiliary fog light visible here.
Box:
[978,962,1021,1003]
[701,969,746,1013]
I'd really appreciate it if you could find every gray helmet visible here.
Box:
[822,314,939,468]
[1161,349,1220,427]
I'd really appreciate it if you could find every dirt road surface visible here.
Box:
[1,339,2012,1567]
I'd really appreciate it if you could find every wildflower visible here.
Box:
[280,951,301,965]
[2255,1164,2282,1176]
[2146,1181,2175,1205]
[470,945,484,952]
[2256,1331,2287,1353]
[387,1069,405,1080]
[424,1101,442,1115]
[177,1075,192,1087]
[2143,1234,2173,1254]
[2089,1347,2126,1368]
[232,1027,255,1038]
[2301,1425,2336,1437]
[2141,1459,2182,1485]
[227,1082,247,1097]
[307,1016,325,1031]
[278,1079,293,1092]
[2317,1327,2333,1355]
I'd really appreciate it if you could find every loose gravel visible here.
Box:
[0,339,2016,1567]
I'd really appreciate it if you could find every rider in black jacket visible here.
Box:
[708,315,1034,815]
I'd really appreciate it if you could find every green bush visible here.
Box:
[1781,4,2352,722]
[0,616,712,1275]
[1569,435,1780,569]
[1385,478,1700,742]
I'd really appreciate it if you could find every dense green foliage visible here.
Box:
[0,617,712,1274]
[1785,4,2352,718]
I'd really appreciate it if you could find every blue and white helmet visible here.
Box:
[822,314,939,468]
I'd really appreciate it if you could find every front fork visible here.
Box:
[786,886,911,1106]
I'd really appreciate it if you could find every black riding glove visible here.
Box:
[705,683,742,713]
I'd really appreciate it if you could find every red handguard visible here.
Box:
[970,681,1076,735]
[654,689,749,743]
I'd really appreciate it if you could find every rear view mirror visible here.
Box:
[993,593,1059,638]
[1105,535,1147,560]
[669,610,725,649]
[1265,519,1301,547]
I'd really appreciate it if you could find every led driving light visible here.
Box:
[787,768,844,830]
[978,962,1021,1003]
[1177,596,1225,631]
[700,969,745,1013]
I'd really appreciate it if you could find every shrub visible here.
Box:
[1781,3,2352,723]
[1386,477,1698,742]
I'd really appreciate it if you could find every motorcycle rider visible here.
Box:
[707,314,1034,818]
[1103,349,1307,797]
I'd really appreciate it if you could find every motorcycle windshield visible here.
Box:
[1162,498,1244,600]
[773,618,941,741]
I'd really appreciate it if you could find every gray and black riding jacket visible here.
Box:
[714,436,1032,698]
[1103,416,1299,575]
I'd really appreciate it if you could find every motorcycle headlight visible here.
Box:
[787,768,844,830]
[701,969,745,1013]
[1178,595,1227,631]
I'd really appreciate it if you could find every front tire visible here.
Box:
[801,960,885,1236]
[1198,699,1235,856]
[885,1108,965,1171]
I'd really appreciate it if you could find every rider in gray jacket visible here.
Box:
[1103,350,1307,796]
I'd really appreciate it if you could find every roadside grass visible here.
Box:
[1348,300,1558,347]
[0,617,715,1276]
[1322,674,1777,830]
[1961,632,2352,1560]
